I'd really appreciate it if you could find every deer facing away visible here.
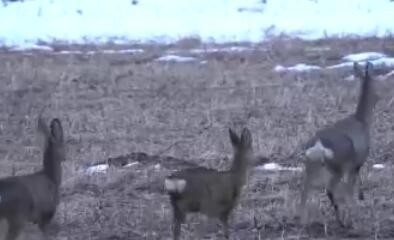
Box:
[164,127,253,240]
[301,61,378,227]
[0,116,65,240]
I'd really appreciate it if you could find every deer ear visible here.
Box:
[365,61,374,77]
[240,127,252,148]
[229,128,240,147]
[353,61,364,79]
[50,118,64,142]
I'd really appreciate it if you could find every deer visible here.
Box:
[0,115,65,240]
[300,61,379,227]
[164,127,253,240]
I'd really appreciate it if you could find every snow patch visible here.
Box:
[189,46,252,54]
[280,52,394,73]
[86,164,109,175]
[329,53,394,69]
[154,163,161,170]
[372,164,385,169]
[10,44,53,51]
[84,161,139,175]
[274,63,321,73]
[326,62,354,69]
[343,52,386,62]
[56,50,84,55]
[56,49,144,55]
[370,57,394,67]
[256,163,302,172]
[344,75,356,81]
[101,49,144,54]
[379,69,394,80]
[155,55,196,62]
[124,162,139,168]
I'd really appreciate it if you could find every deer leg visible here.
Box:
[355,166,364,200]
[327,191,345,228]
[222,221,229,240]
[300,171,312,224]
[326,173,344,227]
[357,174,364,200]
[219,214,230,240]
[6,218,23,240]
[347,166,363,201]
[172,207,185,240]
[38,211,55,233]
[172,218,181,240]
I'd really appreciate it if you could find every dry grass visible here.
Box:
[0,37,393,239]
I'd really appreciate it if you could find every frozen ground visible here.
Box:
[1,0,394,48]
[0,37,393,239]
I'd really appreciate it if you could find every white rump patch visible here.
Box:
[305,140,334,160]
[164,178,187,193]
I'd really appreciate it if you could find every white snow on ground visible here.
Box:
[342,52,386,62]
[372,164,385,169]
[329,52,394,68]
[1,0,394,48]
[85,163,109,175]
[277,52,394,73]
[257,162,387,172]
[10,44,54,51]
[369,57,394,67]
[326,62,355,69]
[84,161,139,175]
[155,55,196,63]
[381,69,394,79]
[100,49,144,54]
[274,64,321,72]
[344,75,356,81]
[188,46,254,54]
[56,49,144,55]
[154,163,161,170]
[256,163,303,172]
[83,161,386,176]
[124,162,139,168]
[327,56,394,69]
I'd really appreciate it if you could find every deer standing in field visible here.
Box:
[300,61,379,227]
[0,116,65,240]
[164,127,253,240]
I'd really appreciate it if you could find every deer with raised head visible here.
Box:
[164,127,253,240]
[0,115,65,240]
[300,61,378,227]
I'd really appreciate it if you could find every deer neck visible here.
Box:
[230,153,249,188]
[354,77,375,127]
[43,142,62,187]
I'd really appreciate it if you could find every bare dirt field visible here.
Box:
[0,37,393,240]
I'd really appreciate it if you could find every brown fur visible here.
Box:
[165,127,253,240]
[301,61,378,227]
[0,116,65,240]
